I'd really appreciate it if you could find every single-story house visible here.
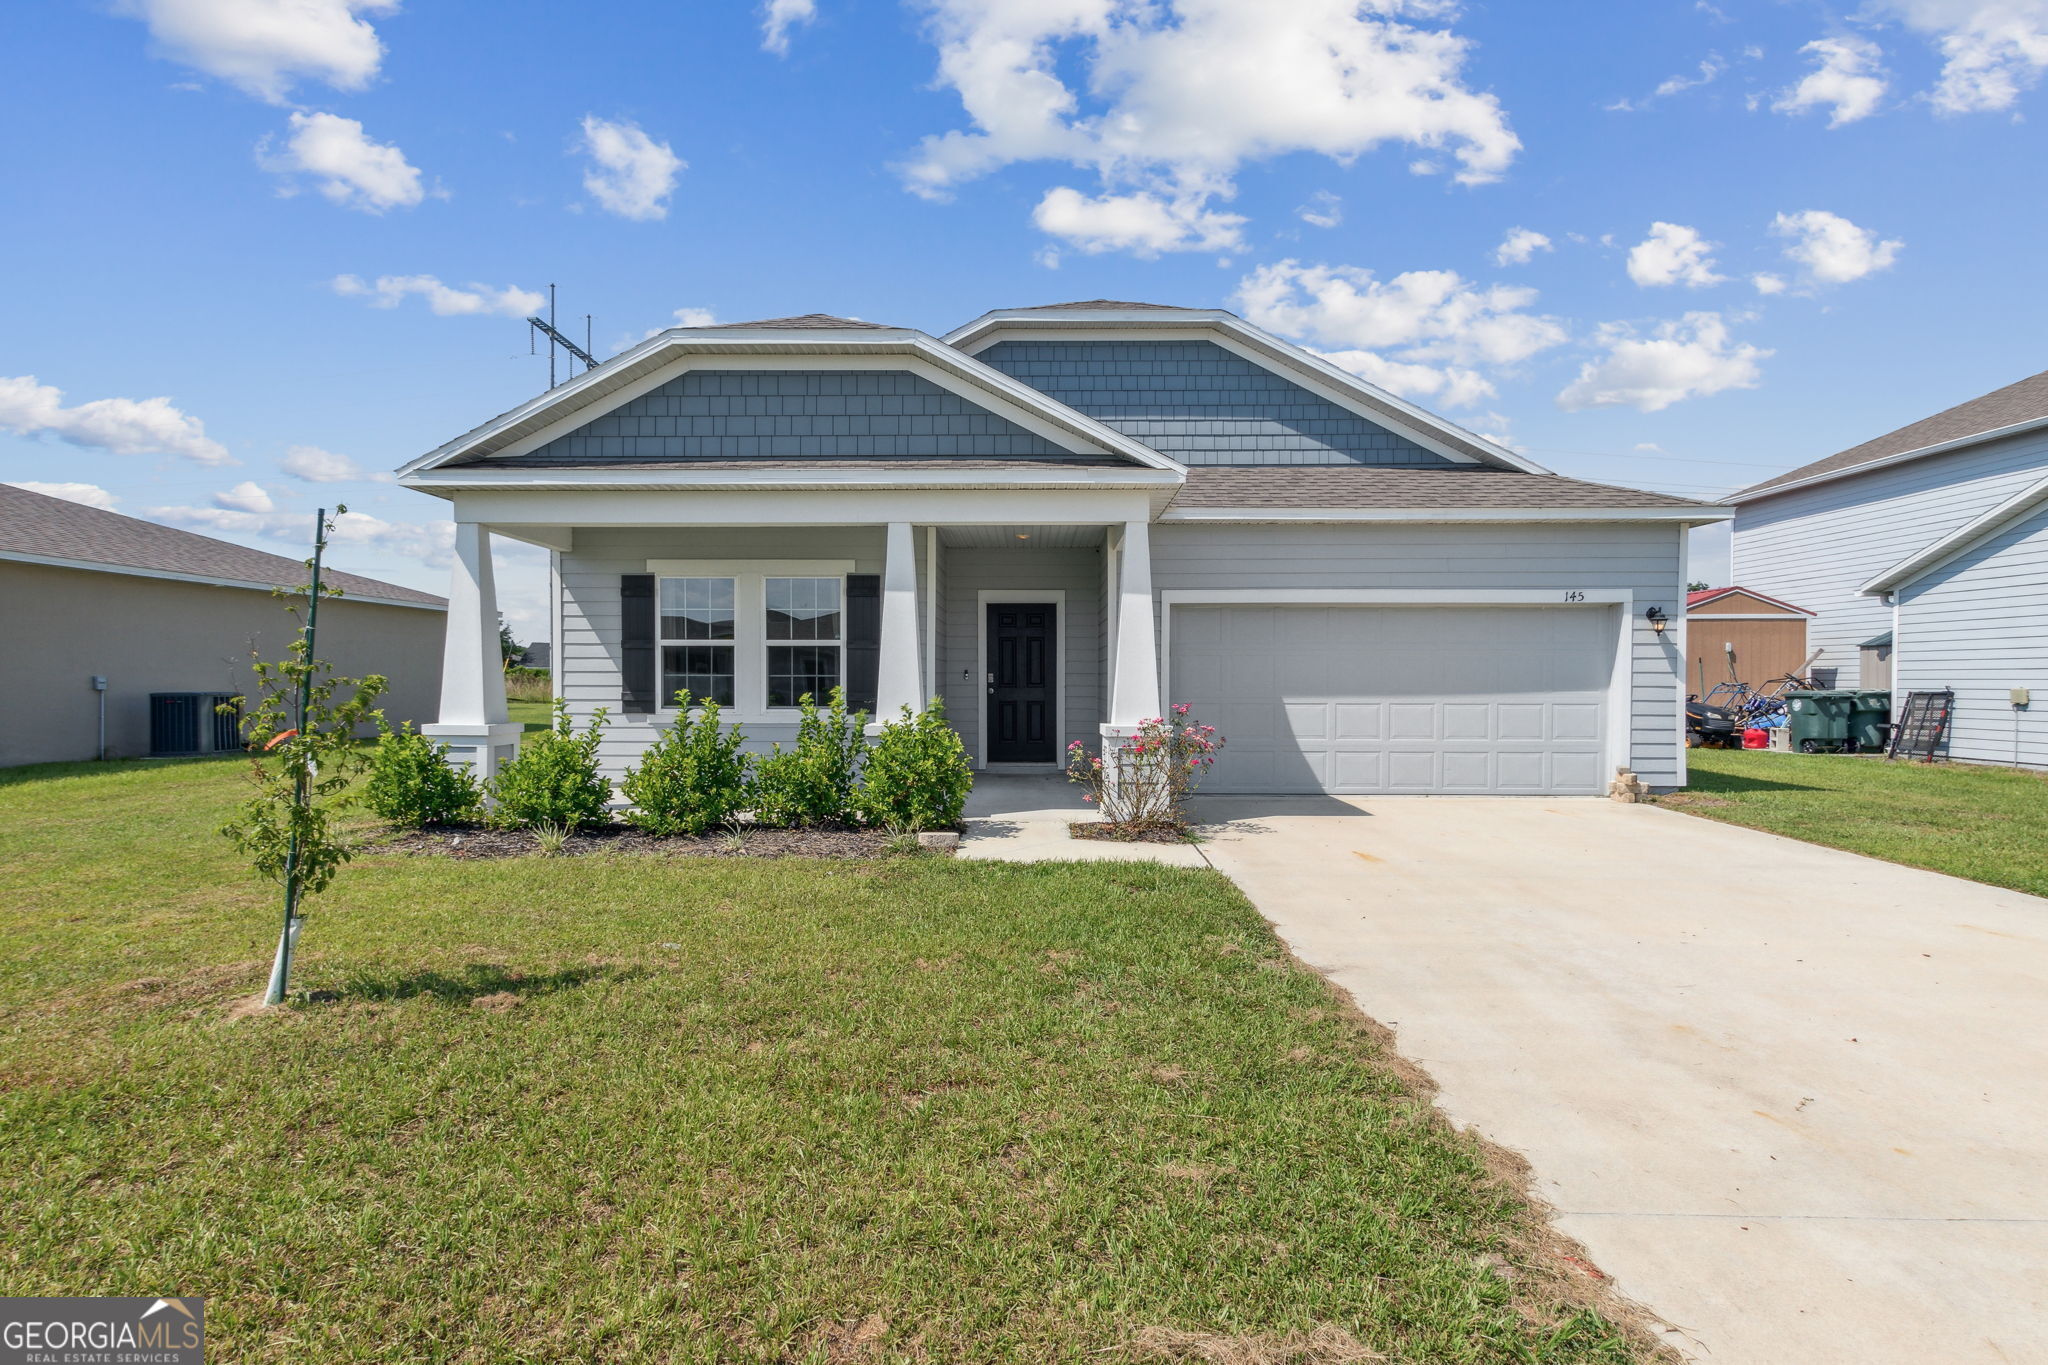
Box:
[1732,365,2048,768]
[0,483,446,767]
[1683,587,1814,696]
[397,302,1728,795]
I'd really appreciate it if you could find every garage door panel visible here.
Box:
[1333,703,1384,740]
[1552,703,1603,741]
[1172,605,1613,795]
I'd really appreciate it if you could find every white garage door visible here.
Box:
[1170,605,1616,795]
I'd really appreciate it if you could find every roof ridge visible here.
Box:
[695,313,890,330]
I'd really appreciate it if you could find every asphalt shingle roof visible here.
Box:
[1009,300,1202,312]
[473,456,1131,470]
[1168,466,1719,511]
[694,314,890,330]
[1739,365,2048,498]
[0,484,445,607]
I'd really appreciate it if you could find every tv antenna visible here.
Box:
[527,283,598,387]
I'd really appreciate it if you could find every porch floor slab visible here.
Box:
[958,773,1206,866]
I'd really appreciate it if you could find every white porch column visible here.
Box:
[872,520,923,728]
[423,521,522,781]
[1105,519,1162,730]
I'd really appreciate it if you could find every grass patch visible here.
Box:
[0,756,1658,1362]
[1671,748,2048,897]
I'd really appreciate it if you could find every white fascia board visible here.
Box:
[0,549,446,610]
[946,311,1550,476]
[1161,587,1634,605]
[404,466,1182,492]
[1158,505,1730,524]
[1858,470,2048,595]
[396,331,1183,478]
[1735,412,2048,504]
[438,486,1159,528]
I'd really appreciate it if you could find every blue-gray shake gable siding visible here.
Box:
[976,340,1456,467]
[524,369,1075,462]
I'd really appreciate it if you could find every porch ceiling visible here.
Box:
[939,524,1107,548]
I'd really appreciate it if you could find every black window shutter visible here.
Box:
[621,574,657,713]
[845,573,881,714]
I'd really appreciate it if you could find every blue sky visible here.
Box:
[8,0,2048,639]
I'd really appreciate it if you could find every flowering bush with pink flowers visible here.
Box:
[1065,703,1225,833]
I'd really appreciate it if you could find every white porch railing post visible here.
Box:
[872,521,923,728]
[1106,519,1161,728]
[423,521,522,783]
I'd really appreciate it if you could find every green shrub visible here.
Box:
[747,688,868,827]
[619,692,751,836]
[488,700,612,831]
[361,720,481,828]
[857,698,973,831]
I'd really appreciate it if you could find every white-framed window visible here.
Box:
[658,576,736,707]
[765,576,843,707]
[650,561,854,717]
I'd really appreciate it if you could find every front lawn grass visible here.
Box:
[0,756,1655,1363]
[1670,748,2048,897]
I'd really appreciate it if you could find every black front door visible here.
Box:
[987,603,1056,763]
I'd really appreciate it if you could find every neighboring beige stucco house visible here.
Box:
[0,484,446,768]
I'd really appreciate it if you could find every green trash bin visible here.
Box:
[1784,690,1857,753]
[1850,690,1893,753]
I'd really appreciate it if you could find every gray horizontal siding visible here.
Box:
[528,369,1074,462]
[558,527,884,779]
[1896,500,2048,769]
[1733,428,2048,686]
[939,546,1105,762]
[1150,523,1687,787]
[979,339,1456,468]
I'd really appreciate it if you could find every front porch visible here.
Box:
[424,509,1167,783]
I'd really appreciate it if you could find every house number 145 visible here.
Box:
[1562,590,1586,602]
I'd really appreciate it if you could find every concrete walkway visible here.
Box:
[959,772,1205,866]
[1189,795,2048,1364]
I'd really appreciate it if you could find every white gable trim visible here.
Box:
[1859,469,2048,595]
[943,310,1549,475]
[1159,506,1727,524]
[397,331,1185,477]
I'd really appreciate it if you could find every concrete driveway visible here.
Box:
[1192,795,2048,1365]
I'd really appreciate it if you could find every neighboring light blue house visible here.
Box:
[1732,366,2048,769]
[398,302,1725,795]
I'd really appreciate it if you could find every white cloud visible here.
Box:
[332,273,544,317]
[1751,271,1788,294]
[1235,259,1568,409]
[1610,54,1727,111]
[577,116,683,221]
[1771,209,1904,284]
[1867,0,2048,112]
[1493,226,1552,266]
[1775,36,1889,126]
[1626,221,1726,288]
[0,374,232,465]
[281,443,366,482]
[761,0,816,54]
[1296,190,1342,229]
[261,111,426,212]
[212,480,277,513]
[1557,312,1769,412]
[900,0,1519,255]
[148,504,461,566]
[1032,185,1245,255]
[123,0,396,103]
[8,481,118,510]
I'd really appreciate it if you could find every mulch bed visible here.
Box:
[368,824,904,860]
[1067,821,1195,844]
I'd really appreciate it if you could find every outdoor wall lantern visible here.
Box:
[1645,605,1670,635]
